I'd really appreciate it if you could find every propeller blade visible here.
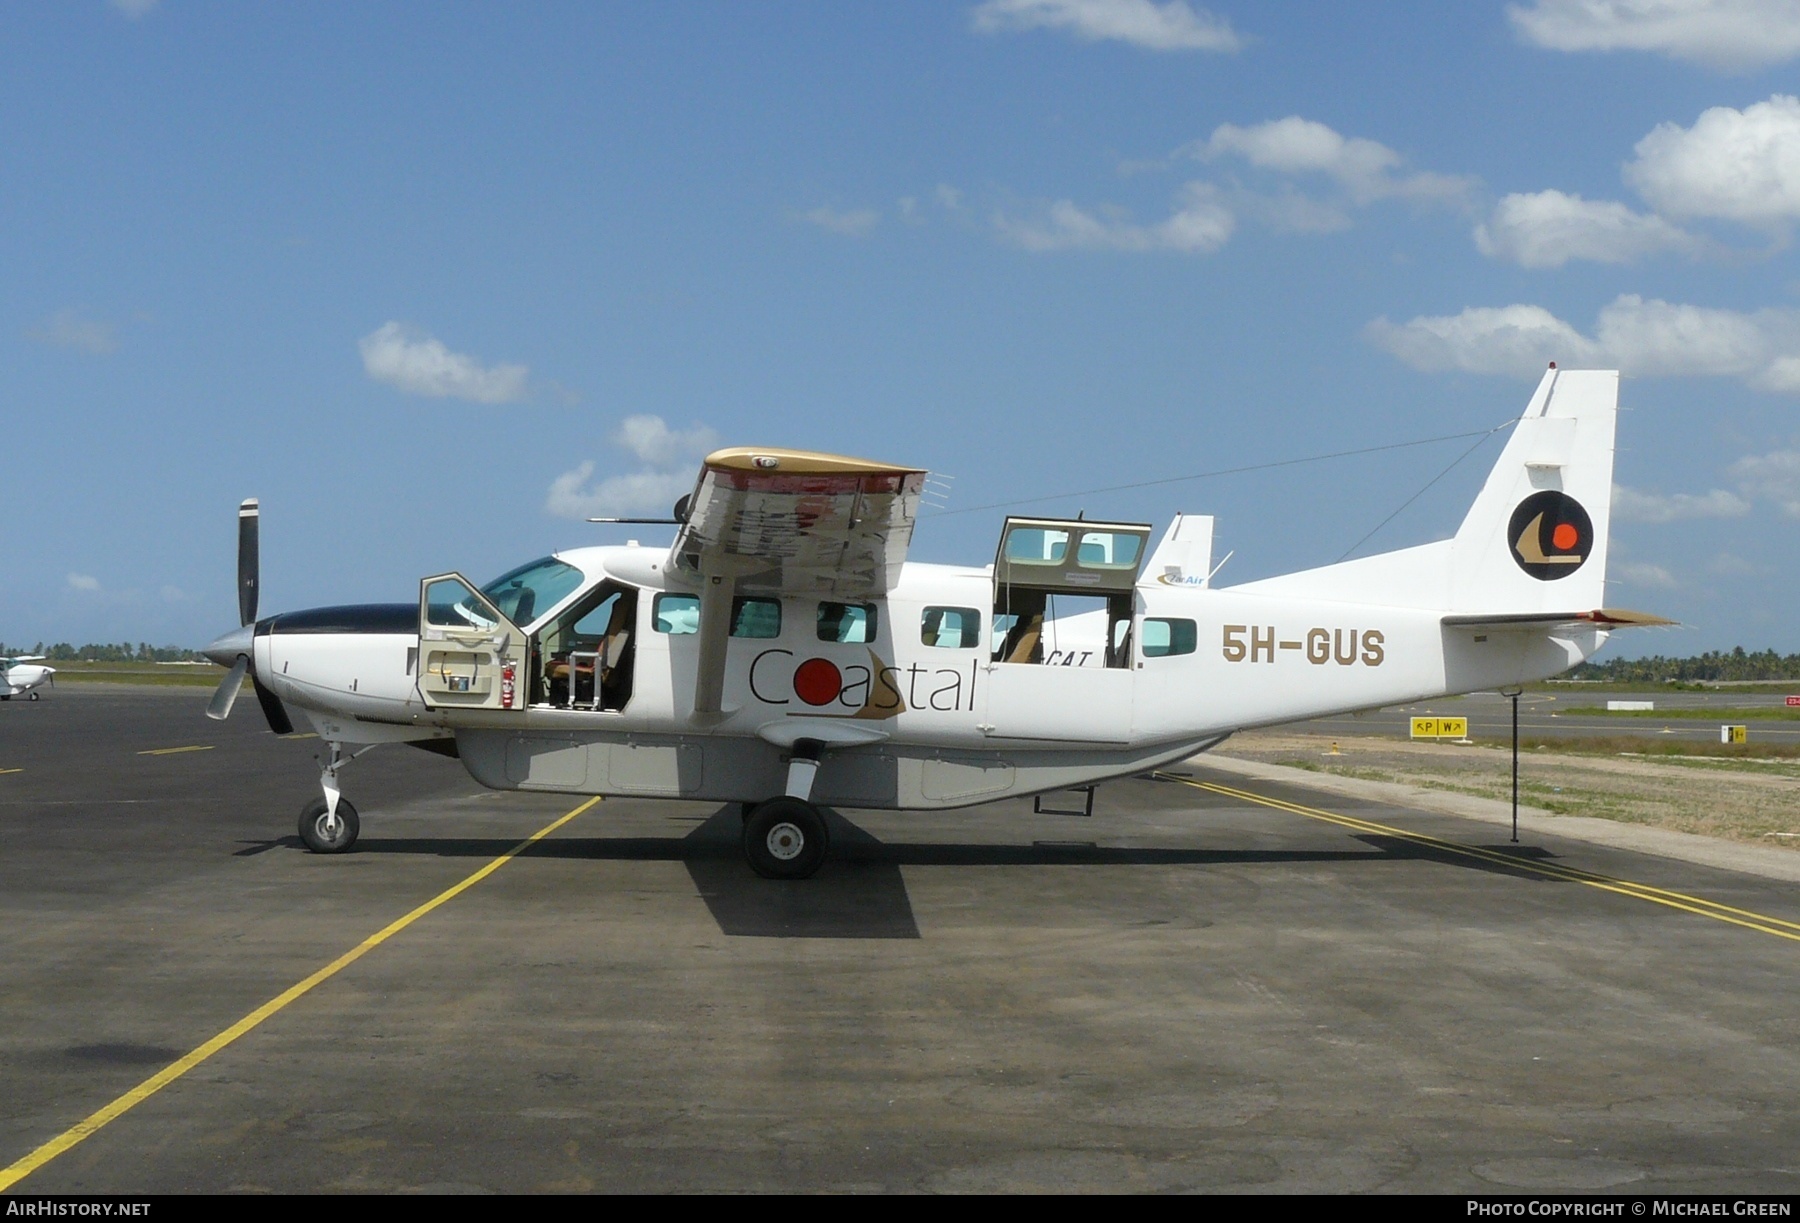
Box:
[206,655,249,721]
[238,498,260,627]
[251,675,294,736]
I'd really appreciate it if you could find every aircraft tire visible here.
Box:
[742,797,828,880]
[298,797,360,854]
[28,693,39,701]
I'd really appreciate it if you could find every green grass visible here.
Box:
[42,661,231,688]
[1479,734,1800,761]
[1560,705,1800,721]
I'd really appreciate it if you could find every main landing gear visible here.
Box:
[739,737,831,880]
[741,797,830,880]
[298,740,374,854]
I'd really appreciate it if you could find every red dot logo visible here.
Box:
[792,658,843,706]
[1551,522,1579,551]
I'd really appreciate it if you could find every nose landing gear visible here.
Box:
[299,795,360,853]
[298,741,375,854]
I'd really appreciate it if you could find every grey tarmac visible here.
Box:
[2,686,1799,1194]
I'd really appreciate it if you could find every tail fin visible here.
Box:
[1231,366,1617,614]
[1446,366,1615,613]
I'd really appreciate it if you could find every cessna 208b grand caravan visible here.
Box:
[204,366,1665,878]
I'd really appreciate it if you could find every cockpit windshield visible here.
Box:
[482,556,585,626]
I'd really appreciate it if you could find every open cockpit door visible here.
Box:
[417,573,530,711]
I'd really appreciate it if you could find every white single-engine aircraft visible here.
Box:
[205,366,1667,877]
[1,656,55,701]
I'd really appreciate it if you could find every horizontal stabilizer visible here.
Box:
[1443,608,1677,631]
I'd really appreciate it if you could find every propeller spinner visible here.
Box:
[203,499,293,734]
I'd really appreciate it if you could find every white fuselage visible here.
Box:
[250,543,1602,811]
[1,663,54,699]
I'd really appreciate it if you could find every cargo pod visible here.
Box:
[983,516,1151,743]
[417,573,530,711]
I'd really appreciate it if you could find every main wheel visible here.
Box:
[28,692,40,701]
[742,797,829,880]
[298,797,360,854]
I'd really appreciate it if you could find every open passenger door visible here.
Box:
[984,517,1151,743]
[416,573,530,711]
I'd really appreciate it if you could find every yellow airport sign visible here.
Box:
[1722,724,1748,744]
[1410,717,1468,740]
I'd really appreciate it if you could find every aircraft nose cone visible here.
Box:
[203,624,254,668]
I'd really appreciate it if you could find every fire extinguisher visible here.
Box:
[501,660,516,708]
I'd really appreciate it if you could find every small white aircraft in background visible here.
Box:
[206,366,1668,877]
[1,656,55,701]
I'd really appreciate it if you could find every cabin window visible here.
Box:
[1141,618,1197,658]
[653,593,699,634]
[1003,527,1070,566]
[818,602,877,643]
[921,606,981,649]
[731,597,782,639]
[1074,531,1144,571]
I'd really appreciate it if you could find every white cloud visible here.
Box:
[359,321,529,404]
[936,184,966,210]
[1365,305,1598,376]
[1202,117,1474,205]
[614,415,719,468]
[1756,354,1800,391]
[546,415,718,521]
[1729,448,1800,514]
[1508,0,1800,72]
[67,573,101,592]
[159,585,186,603]
[1710,552,1759,574]
[1625,95,1800,225]
[1615,561,1679,588]
[995,183,1235,253]
[801,206,880,237]
[546,466,698,521]
[971,0,1243,52]
[1475,190,1701,267]
[1612,483,1751,521]
[109,0,158,17]
[997,115,1468,257]
[28,309,117,355]
[1369,294,1800,386]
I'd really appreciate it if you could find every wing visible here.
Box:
[666,447,928,716]
[669,447,927,598]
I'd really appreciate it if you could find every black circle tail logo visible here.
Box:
[1508,491,1593,581]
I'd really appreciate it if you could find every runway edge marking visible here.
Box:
[0,795,601,1191]
[1158,773,1800,944]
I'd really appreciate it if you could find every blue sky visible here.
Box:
[6,1,1800,656]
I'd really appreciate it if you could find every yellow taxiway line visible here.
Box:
[1160,773,1800,945]
[136,745,214,757]
[0,768,21,776]
[0,795,601,1192]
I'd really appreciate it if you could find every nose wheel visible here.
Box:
[298,796,360,853]
[742,797,829,880]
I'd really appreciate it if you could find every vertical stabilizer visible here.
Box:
[1227,367,1618,614]
[1446,367,1616,613]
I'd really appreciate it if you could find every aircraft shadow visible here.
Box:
[233,812,1569,939]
